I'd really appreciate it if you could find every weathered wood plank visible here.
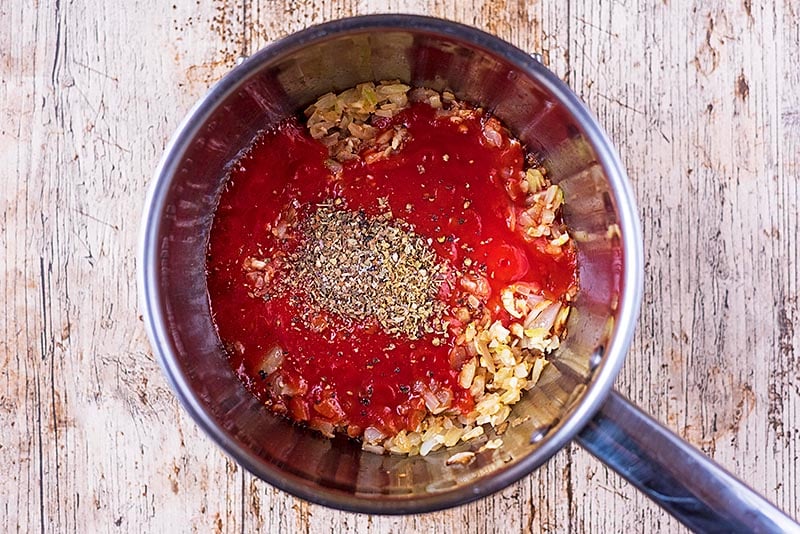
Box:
[1,0,797,532]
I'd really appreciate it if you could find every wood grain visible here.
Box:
[1,0,797,532]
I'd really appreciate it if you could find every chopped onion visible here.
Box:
[420,437,441,456]
[483,125,503,147]
[363,426,386,443]
[362,443,385,455]
[422,389,441,412]
[260,345,284,376]
[434,388,453,412]
[527,302,561,331]
[446,451,476,466]
[458,358,477,389]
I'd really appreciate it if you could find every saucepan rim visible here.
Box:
[139,13,644,514]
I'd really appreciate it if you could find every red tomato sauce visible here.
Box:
[206,102,577,437]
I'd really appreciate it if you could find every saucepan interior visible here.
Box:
[140,15,642,513]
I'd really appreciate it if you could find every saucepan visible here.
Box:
[139,15,797,531]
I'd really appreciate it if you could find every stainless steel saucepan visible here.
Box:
[139,15,798,532]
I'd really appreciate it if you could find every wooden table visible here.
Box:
[3,1,798,532]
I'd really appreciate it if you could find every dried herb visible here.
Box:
[286,202,448,339]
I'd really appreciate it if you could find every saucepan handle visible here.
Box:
[575,390,799,533]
